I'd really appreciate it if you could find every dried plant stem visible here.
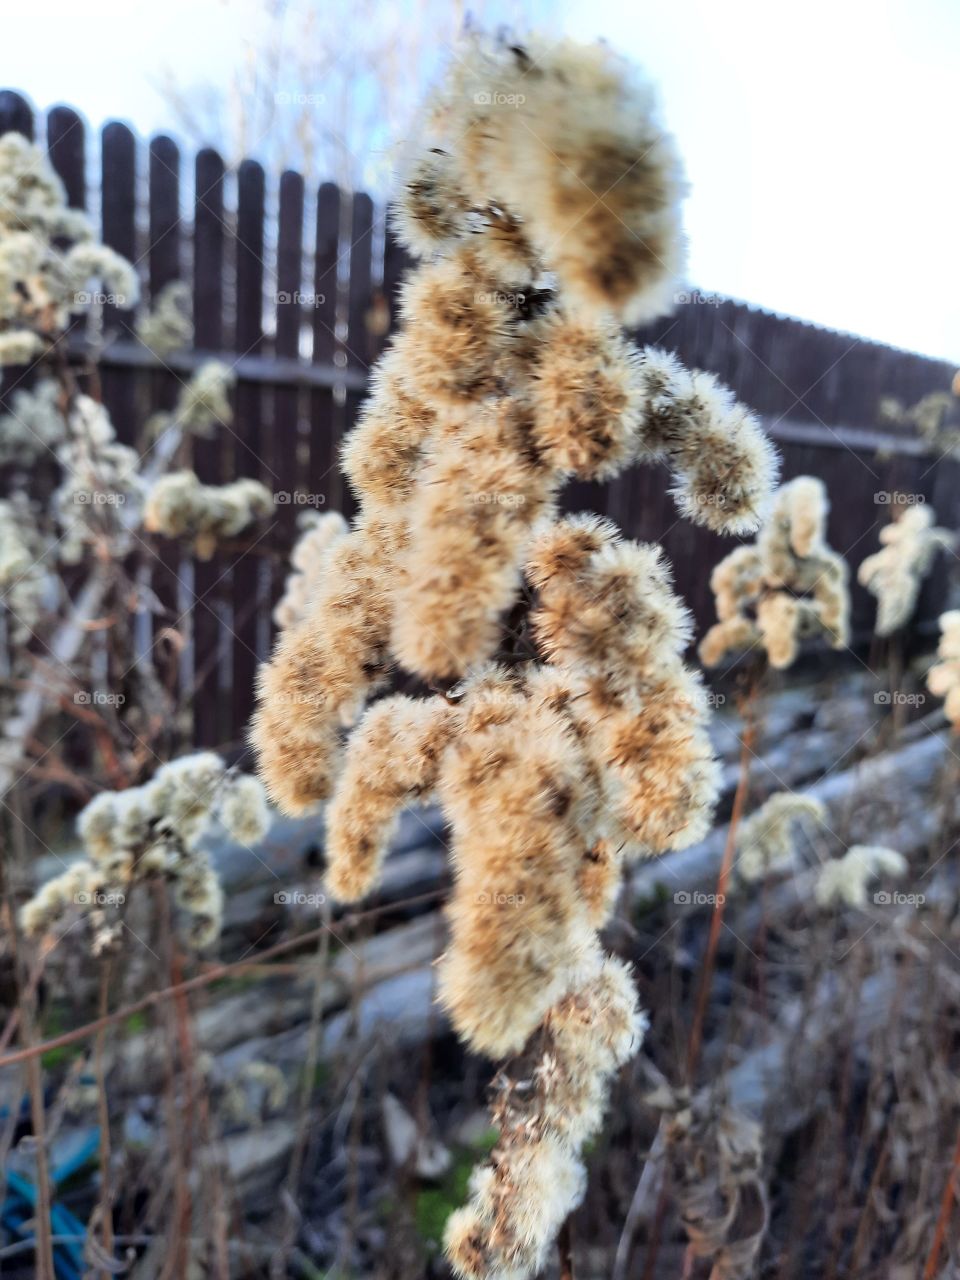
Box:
[923,1121,960,1280]
[94,959,115,1275]
[272,902,334,1279]
[21,991,55,1280]
[155,884,193,1280]
[686,681,759,1081]
[3,806,56,1280]
[558,1217,575,1280]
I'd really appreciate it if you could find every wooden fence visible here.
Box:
[2,90,958,749]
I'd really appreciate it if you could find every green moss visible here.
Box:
[414,1130,500,1248]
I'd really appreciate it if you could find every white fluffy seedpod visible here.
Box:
[737,792,826,883]
[857,504,954,637]
[814,844,907,909]
[218,772,271,846]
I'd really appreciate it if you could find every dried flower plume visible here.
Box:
[700,476,849,670]
[857,504,954,637]
[248,34,780,1278]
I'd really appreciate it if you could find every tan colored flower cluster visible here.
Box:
[394,34,687,324]
[21,755,269,951]
[0,132,138,356]
[445,955,644,1279]
[927,610,960,729]
[144,470,274,559]
[857,504,954,637]
[323,517,720,1054]
[249,36,780,1277]
[736,791,826,884]
[700,476,850,670]
[814,844,906,909]
[251,37,775,818]
[273,511,348,629]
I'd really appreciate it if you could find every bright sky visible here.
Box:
[3,0,957,361]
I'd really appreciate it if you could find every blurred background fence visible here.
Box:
[3,90,958,749]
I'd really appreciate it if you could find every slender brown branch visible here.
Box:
[686,679,760,1081]
[923,1120,960,1280]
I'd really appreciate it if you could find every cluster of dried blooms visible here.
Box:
[144,469,274,559]
[857,504,954,636]
[736,791,826,884]
[249,33,778,1278]
[814,844,906,909]
[21,754,269,951]
[273,511,348,629]
[927,610,960,729]
[0,132,138,364]
[0,495,50,644]
[879,372,960,461]
[700,476,849,671]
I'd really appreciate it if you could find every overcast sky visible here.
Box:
[3,0,957,362]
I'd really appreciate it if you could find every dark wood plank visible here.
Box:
[230,159,268,748]
[309,182,343,516]
[340,192,375,522]
[46,105,85,209]
[192,147,228,747]
[271,170,306,604]
[146,135,184,732]
[100,121,138,438]
[0,89,34,139]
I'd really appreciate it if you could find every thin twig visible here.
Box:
[686,678,760,1081]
